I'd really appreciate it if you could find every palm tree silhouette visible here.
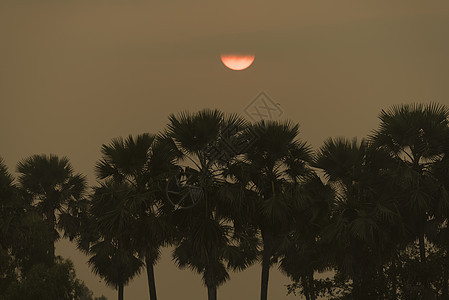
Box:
[430,130,449,297]
[370,103,449,296]
[165,109,258,300]
[16,154,86,261]
[94,133,177,300]
[88,180,144,300]
[279,173,334,300]
[314,137,401,298]
[230,119,312,300]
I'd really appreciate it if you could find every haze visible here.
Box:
[1,1,449,299]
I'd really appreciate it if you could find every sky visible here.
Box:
[1,1,449,299]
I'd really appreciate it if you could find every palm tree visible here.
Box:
[314,137,401,298]
[370,103,449,260]
[95,133,177,300]
[370,103,449,295]
[279,173,334,300]
[16,154,86,261]
[428,125,449,296]
[1,160,55,278]
[87,180,144,300]
[229,119,312,300]
[1,158,89,298]
[165,109,258,300]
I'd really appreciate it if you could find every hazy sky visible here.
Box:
[1,1,449,299]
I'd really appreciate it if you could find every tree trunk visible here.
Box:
[49,212,56,262]
[308,271,316,300]
[118,284,124,300]
[146,256,157,300]
[419,233,426,263]
[418,232,432,296]
[352,265,362,299]
[443,247,449,298]
[207,284,217,300]
[390,258,398,299]
[301,276,310,300]
[443,264,448,298]
[260,229,273,300]
[117,240,124,300]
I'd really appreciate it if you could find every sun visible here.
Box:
[220,54,255,71]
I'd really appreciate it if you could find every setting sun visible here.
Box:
[220,54,255,71]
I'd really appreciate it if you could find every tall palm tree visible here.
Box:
[370,103,449,261]
[279,173,334,300]
[1,158,81,298]
[16,154,86,261]
[94,133,177,300]
[370,103,449,295]
[314,137,401,298]
[165,109,258,300]
[229,119,312,300]
[428,125,449,296]
[88,180,144,300]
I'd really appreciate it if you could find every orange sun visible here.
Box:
[220,54,255,71]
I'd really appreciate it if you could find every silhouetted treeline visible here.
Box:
[1,103,448,300]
